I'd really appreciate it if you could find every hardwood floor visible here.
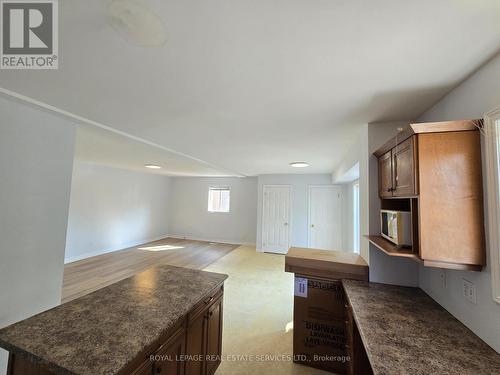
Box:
[62,238,238,303]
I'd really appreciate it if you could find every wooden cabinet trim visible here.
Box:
[188,286,223,322]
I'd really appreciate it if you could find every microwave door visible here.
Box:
[389,215,398,241]
[381,211,398,243]
[381,212,389,237]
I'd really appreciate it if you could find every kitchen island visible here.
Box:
[0,265,228,375]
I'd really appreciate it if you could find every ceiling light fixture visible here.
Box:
[108,0,167,47]
[289,162,309,168]
[145,164,161,169]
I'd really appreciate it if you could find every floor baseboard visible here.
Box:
[168,234,255,248]
[64,234,170,264]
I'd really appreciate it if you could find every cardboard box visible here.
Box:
[293,276,348,373]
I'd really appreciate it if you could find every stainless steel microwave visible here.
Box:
[380,210,412,247]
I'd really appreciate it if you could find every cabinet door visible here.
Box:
[205,297,223,375]
[155,328,186,375]
[185,311,208,375]
[378,150,393,198]
[392,136,417,197]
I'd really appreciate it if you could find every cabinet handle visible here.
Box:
[387,188,392,192]
[205,296,214,304]
[209,311,213,317]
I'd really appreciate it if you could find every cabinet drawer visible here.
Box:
[188,286,223,322]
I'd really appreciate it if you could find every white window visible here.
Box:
[353,181,360,253]
[484,108,500,304]
[208,187,230,213]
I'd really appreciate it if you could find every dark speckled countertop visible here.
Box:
[342,280,500,375]
[0,265,227,375]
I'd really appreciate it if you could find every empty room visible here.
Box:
[1,1,500,374]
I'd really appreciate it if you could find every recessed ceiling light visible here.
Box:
[145,164,161,169]
[290,162,309,168]
[108,0,167,47]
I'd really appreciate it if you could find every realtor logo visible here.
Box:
[1,0,58,69]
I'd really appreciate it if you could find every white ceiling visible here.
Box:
[1,0,499,176]
[75,125,239,177]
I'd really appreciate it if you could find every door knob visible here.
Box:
[284,222,288,226]
[311,224,315,228]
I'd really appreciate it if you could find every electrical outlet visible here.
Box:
[462,278,477,304]
[440,269,447,288]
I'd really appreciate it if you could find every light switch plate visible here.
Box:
[462,278,477,304]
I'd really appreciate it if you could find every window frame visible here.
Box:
[352,180,360,254]
[484,108,500,304]
[207,186,231,213]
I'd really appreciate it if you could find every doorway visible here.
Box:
[261,185,291,254]
[308,185,342,250]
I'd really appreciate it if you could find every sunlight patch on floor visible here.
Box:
[137,245,184,251]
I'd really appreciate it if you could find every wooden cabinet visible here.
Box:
[377,136,417,198]
[185,288,223,375]
[372,120,486,271]
[205,298,223,375]
[418,131,485,268]
[378,150,393,198]
[154,325,186,375]
[185,309,207,375]
[392,137,417,197]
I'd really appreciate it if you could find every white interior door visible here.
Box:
[262,185,291,254]
[308,186,342,250]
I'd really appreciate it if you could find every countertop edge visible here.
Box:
[0,338,76,375]
[341,280,379,371]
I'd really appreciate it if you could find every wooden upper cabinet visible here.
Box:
[392,136,417,197]
[373,120,486,271]
[378,150,393,198]
[418,131,485,267]
[376,136,418,199]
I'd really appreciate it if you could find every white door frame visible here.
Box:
[261,184,292,253]
[307,185,342,249]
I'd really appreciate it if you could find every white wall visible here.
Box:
[333,130,370,259]
[64,161,171,263]
[256,174,333,250]
[332,122,420,286]
[169,177,257,245]
[0,96,76,373]
[417,53,500,352]
[340,183,354,252]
